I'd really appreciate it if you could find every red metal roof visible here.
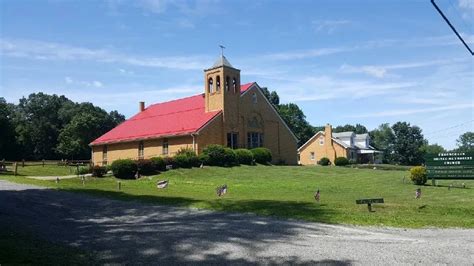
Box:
[90,83,256,145]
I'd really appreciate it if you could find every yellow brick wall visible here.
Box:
[298,132,349,166]
[91,135,194,166]
[196,113,224,154]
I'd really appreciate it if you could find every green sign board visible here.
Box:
[425,152,474,180]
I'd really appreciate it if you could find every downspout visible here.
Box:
[191,134,197,152]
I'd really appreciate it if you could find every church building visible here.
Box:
[90,55,298,165]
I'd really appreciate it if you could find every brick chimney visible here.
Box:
[139,101,145,112]
[324,124,336,164]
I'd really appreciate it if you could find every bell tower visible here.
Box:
[204,51,241,134]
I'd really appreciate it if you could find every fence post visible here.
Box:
[14,162,18,176]
[22,159,25,167]
[42,159,45,167]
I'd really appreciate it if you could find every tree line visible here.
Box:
[0,93,125,160]
[261,88,473,166]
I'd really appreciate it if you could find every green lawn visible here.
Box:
[1,165,473,228]
[3,164,78,176]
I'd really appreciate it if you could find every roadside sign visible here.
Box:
[425,152,474,180]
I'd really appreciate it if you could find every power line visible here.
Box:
[431,0,474,56]
[424,119,474,135]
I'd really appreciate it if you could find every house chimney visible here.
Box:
[139,101,145,112]
[324,124,336,163]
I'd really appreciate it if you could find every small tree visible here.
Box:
[409,166,427,185]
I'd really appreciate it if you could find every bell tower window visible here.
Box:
[225,76,230,91]
[208,77,214,93]
[216,76,221,92]
[232,77,237,93]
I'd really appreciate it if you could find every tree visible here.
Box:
[0,98,18,159]
[391,122,425,165]
[260,87,280,106]
[420,143,445,155]
[369,123,395,163]
[277,103,315,146]
[455,132,474,152]
[333,124,368,134]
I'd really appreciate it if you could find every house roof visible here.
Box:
[90,83,255,146]
[333,132,354,138]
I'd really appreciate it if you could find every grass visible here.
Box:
[2,164,79,176]
[1,165,473,228]
[0,225,96,264]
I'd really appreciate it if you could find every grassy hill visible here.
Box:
[1,165,473,228]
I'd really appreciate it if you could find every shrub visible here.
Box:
[75,166,90,175]
[198,153,210,165]
[150,157,165,171]
[318,157,331,166]
[174,148,200,168]
[234,149,254,165]
[136,159,155,175]
[409,166,427,185]
[223,148,238,166]
[91,165,107,177]
[163,156,175,169]
[111,159,138,179]
[176,147,196,157]
[251,148,272,164]
[202,144,227,166]
[348,159,357,165]
[334,157,350,166]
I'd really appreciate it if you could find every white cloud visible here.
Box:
[263,47,351,61]
[340,58,467,78]
[64,77,104,88]
[0,38,209,70]
[312,20,351,33]
[93,81,103,88]
[65,76,73,84]
[459,0,474,19]
[346,103,474,118]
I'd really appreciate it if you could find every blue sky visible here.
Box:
[0,0,473,149]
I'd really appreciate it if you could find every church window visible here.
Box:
[216,75,221,92]
[310,152,315,160]
[227,132,239,149]
[138,141,144,159]
[208,77,214,93]
[252,93,257,104]
[232,78,237,93]
[247,132,263,149]
[102,145,108,165]
[225,76,230,91]
[162,138,169,155]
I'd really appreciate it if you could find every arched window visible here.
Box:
[252,93,257,104]
[232,78,237,93]
[208,77,214,93]
[216,76,221,92]
[225,76,230,91]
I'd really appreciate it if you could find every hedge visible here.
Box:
[136,159,155,175]
[91,165,106,177]
[111,159,138,179]
[150,157,165,171]
[318,157,330,166]
[334,157,349,166]
[251,148,272,164]
[234,149,254,165]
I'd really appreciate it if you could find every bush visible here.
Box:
[136,159,155,175]
[334,157,350,166]
[223,148,238,166]
[91,165,107,177]
[75,166,90,175]
[176,147,196,157]
[251,148,272,164]
[174,148,200,168]
[318,157,331,166]
[348,159,357,165]
[234,149,254,165]
[198,153,210,165]
[111,159,138,179]
[202,144,227,166]
[150,157,165,171]
[163,156,175,169]
[409,166,427,185]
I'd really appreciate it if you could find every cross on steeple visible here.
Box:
[219,45,225,56]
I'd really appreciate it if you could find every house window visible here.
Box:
[319,136,324,145]
[310,152,315,160]
[247,132,263,149]
[227,132,239,149]
[208,77,213,93]
[138,141,144,159]
[225,76,230,91]
[232,77,237,93]
[162,138,169,155]
[102,145,108,165]
[216,75,221,92]
[252,93,257,104]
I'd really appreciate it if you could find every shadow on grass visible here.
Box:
[0,187,342,264]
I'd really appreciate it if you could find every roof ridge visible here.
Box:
[131,106,209,121]
[147,93,204,108]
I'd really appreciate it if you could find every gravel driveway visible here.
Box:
[0,180,473,265]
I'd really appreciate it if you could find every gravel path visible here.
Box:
[1,180,473,265]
